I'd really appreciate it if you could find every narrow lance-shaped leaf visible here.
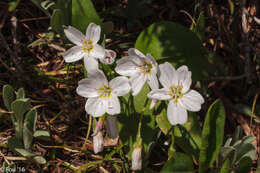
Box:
[16,88,25,99]
[199,99,225,173]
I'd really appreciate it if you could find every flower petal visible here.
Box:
[85,98,107,117]
[107,96,121,115]
[130,73,147,96]
[178,70,192,93]
[64,26,84,46]
[179,89,204,112]
[147,88,171,100]
[76,78,99,98]
[93,131,104,153]
[109,76,131,96]
[86,23,101,44]
[159,62,176,88]
[100,49,116,64]
[63,46,84,63]
[147,73,159,90]
[177,65,189,72]
[89,44,105,59]
[84,56,99,74]
[167,100,188,125]
[128,48,145,58]
[115,57,139,76]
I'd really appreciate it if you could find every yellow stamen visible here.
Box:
[97,84,113,99]
[138,61,153,75]
[82,40,94,53]
[169,85,184,103]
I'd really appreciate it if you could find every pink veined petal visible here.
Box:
[107,95,121,115]
[177,65,189,72]
[167,100,188,125]
[86,23,101,44]
[130,72,147,96]
[147,73,159,90]
[179,89,204,112]
[128,48,146,58]
[109,76,131,96]
[76,78,99,98]
[89,44,105,59]
[115,57,139,76]
[178,70,192,93]
[159,62,176,88]
[100,49,116,64]
[63,46,84,63]
[147,88,171,100]
[64,26,85,46]
[93,131,104,153]
[84,56,99,75]
[85,98,107,117]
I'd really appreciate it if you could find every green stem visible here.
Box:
[82,113,92,150]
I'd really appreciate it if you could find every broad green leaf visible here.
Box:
[23,109,37,150]
[161,152,193,173]
[72,0,102,33]
[33,130,51,141]
[199,99,225,173]
[56,0,71,26]
[16,88,25,99]
[235,157,252,173]
[192,12,205,41]
[219,146,236,165]
[2,85,14,111]
[51,9,64,35]
[11,99,31,139]
[15,148,35,157]
[33,156,47,164]
[220,158,231,173]
[135,21,211,80]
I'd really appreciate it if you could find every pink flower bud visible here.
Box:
[131,147,142,170]
[93,131,104,154]
[100,49,116,64]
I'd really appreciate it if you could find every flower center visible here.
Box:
[97,84,113,99]
[138,61,153,75]
[169,85,184,103]
[82,40,94,53]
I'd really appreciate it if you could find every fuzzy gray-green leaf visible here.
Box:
[2,85,14,111]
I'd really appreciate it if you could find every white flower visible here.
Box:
[131,147,142,170]
[115,48,159,96]
[93,131,104,154]
[63,23,105,73]
[147,62,204,125]
[76,70,131,117]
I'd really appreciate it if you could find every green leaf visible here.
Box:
[30,0,51,17]
[235,157,252,173]
[72,0,102,33]
[8,0,20,12]
[33,156,47,164]
[133,83,150,113]
[220,158,231,173]
[23,109,37,150]
[2,85,14,111]
[192,12,205,41]
[11,99,31,139]
[155,108,171,135]
[51,9,64,35]
[235,143,256,164]
[16,88,25,99]
[33,130,51,141]
[15,148,35,157]
[8,136,23,151]
[161,152,193,173]
[135,21,211,80]
[199,99,225,173]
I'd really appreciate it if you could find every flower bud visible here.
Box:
[100,49,116,64]
[131,147,142,171]
[93,131,104,154]
[149,99,158,109]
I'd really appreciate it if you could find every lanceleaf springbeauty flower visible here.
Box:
[63,23,105,73]
[147,62,204,125]
[115,48,159,96]
[76,70,131,117]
